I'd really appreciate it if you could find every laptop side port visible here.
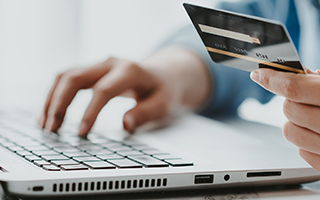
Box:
[247,171,281,178]
[32,186,44,192]
[194,174,214,184]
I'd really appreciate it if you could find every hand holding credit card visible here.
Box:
[184,3,305,74]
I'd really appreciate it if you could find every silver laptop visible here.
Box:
[0,108,319,198]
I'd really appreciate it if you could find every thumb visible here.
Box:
[123,90,170,133]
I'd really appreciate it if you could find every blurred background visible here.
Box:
[0,0,287,130]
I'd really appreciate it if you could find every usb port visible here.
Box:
[194,174,214,184]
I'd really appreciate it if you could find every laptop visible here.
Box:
[1,3,320,198]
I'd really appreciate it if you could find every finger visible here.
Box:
[283,121,320,155]
[304,67,317,75]
[45,75,82,132]
[299,148,320,172]
[123,87,170,133]
[78,65,136,136]
[283,100,320,133]
[250,68,320,106]
[39,73,63,128]
[45,61,114,133]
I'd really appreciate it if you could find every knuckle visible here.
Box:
[93,84,111,96]
[65,73,82,84]
[282,121,292,141]
[158,100,170,116]
[283,121,304,147]
[105,56,116,63]
[298,149,312,166]
[282,79,298,99]
[282,99,293,119]
[123,62,142,73]
[60,69,83,85]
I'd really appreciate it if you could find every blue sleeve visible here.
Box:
[159,0,298,118]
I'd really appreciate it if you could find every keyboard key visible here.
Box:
[129,156,169,168]
[1,142,16,147]
[77,145,104,151]
[88,138,114,144]
[53,146,80,153]
[64,151,91,158]
[16,150,34,157]
[126,143,149,148]
[32,150,61,156]
[108,159,142,169]
[135,146,155,151]
[142,149,170,156]
[73,157,102,163]
[86,149,113,155]
[94,151,115,156]
[25,155,42,162]
[7,146,25,152]
[0,138,7,143]
[15,141,41,146]
[107,145,133,152]
[45,142,68,148]
[96,154,124,160]
[43,165,61,171]
[42,155,70,161]
[61,165,89,171]
[99,143,123,149]
[153,154,182,160]
[34,160,51,167]
[84,161,116,170]
[116,150,145,157]
[164,159,193,167]
[23,145,51,151]
[52,160,80,166]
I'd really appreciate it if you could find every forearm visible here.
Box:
[140,47,212,111]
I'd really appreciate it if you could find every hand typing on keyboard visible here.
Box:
[38,48,211,136]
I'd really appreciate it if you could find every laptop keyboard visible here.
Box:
[0,112,193,171]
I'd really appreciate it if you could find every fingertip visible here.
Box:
[78,133,88,139]
[44,118,53,132]
[78,122,91,137]
[37,115,45,128]
[250,70,260,83]
[123,114,135,134]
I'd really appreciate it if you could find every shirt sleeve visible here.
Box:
[159,25,274,118]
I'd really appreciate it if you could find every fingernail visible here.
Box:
[250,70,260,82]
[123,114,135,133]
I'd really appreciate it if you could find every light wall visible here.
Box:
[0,0,286,128]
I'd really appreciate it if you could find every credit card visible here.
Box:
[183,3,305,74]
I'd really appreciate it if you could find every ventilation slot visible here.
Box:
[52,178,168,193]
